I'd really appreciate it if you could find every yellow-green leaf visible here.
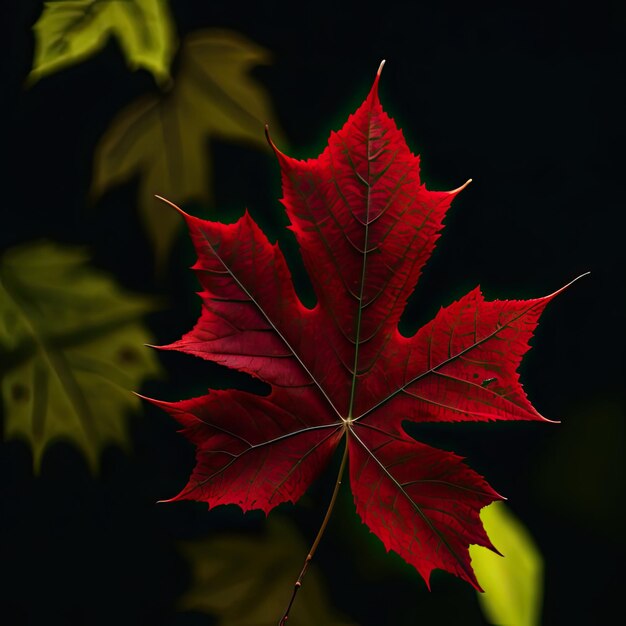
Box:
[92,28,285,267]
[29,0,176,86]
[179,517,355,626]
[470,503,543,626]
[0,241,161,472]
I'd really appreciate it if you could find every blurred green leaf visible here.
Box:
[92,28,285,267]
[179,517,355,626]
[470,502,543,626]
[0,241,161,472]
[29,0,176,86]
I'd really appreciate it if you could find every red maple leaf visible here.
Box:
[148,63,580,592]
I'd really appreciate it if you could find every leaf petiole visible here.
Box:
[278,431,350,625]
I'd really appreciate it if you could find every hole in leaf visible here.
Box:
[11,383,29,402]
[117,346,139,364]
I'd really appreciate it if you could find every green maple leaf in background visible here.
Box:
[0,242,161,472]
[179,517,356,626]
[92,29,285,267]
[29,0,176,86]
[470,502,543,626]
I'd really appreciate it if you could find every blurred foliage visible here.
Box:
[179,516,355,626]
[0,241,160,472]
[29,0,176,86]
[92,28,284,267]
[470,502,543,626]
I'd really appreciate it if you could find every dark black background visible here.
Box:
[2,1,624,624]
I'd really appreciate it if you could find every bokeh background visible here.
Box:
[2,1,624,624]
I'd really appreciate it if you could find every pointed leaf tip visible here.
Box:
[370,60,386,97]
[154,194,186,216]
[449,179,472,195]
[264,123,277,151]
[544,272,591,301]
[265,124,290,165]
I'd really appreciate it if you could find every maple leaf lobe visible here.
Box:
[149,65,577,591]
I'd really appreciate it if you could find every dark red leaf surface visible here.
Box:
[150,65,577,590]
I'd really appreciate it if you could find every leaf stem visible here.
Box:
[278,432,350,625]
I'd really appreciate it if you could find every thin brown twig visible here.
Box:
[278,433,350,625]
